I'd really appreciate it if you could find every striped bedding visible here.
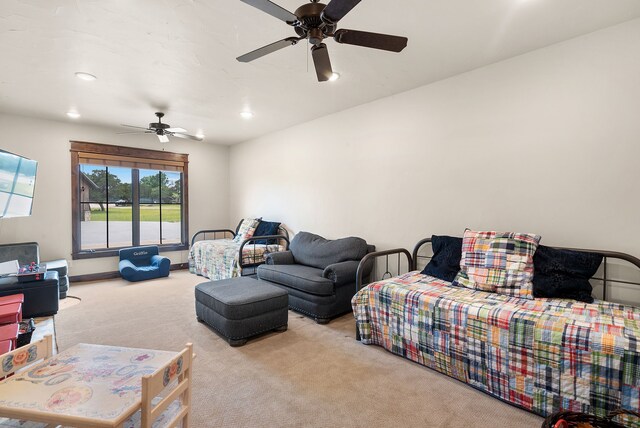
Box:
[352,271,640,424]
[189,239,285,281]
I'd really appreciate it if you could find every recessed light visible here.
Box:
[240,111,254,119]
[66,111,81,119]
[329,72,340,82]
[74,72,97,81]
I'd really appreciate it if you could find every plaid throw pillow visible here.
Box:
[233,218,260,243]
[453,229,541,299]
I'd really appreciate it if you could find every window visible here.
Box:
[71,141,189,259]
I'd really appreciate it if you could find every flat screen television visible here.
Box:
[0,150,37,218]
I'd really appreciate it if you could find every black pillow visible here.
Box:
[533,245,603,303]
[421,235,462,282]
[252,221,281,245]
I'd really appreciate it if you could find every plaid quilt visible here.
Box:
[353,271,640,424]
[189,239,285,281]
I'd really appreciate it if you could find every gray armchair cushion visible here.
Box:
[289,232,368,270]
[323,261,361,286]
[265,251,295,265]
[257,264,335,296]
[0,242,39,265]
[44,259,68,277]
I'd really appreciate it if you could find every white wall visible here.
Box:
[0,113,229,276]
[230,19,640,259]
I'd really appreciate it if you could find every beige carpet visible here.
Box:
[56,271,543,428]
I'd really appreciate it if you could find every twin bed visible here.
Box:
[189,220,289,280]
[352,237,640,425]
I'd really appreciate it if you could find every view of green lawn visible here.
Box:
[89,205,181,222]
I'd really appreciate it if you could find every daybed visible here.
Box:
[189,218,289,280]
[352,233,640,425]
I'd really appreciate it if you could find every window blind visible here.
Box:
[76,152,183,172]
[70,141,188,172]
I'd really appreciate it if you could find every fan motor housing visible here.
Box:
[294,2,335,40]
[149,122,170,130]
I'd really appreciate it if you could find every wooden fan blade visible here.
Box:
[116,131,153,135]
[171,133,203,141]
[120,124,151,130]
[322,0,361,23]
[166,127,187,133]
[334,29,408,52]
[240,0,297,24]
[237,37,300,62]
[311,43,333,82]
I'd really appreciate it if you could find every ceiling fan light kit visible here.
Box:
[237,0,408,82]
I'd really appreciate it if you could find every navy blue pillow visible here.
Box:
[252,221,281,245]
[533,245,602,303]
[421,235,462,282]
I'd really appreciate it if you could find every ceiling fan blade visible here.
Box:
[240,0,298,24]
[334,29,408,52]
[311,43,333,82]
[116,131,153,135]
[120,124,151,130]
[171,133,203,141]
[237,37,300,62]
[166,127,187,133]
[322,0,361,23]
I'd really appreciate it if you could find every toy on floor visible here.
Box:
[119,246,170,282]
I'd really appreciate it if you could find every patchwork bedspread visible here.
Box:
[353,271,640,423]
[189,239,285,281]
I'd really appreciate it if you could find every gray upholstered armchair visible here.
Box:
[0,242,61,317]
[257,231,374,324]
[0,242,69,299]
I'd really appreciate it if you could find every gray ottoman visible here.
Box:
[195,277,288,346]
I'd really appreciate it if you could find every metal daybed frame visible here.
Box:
[353,236,640,421]
[190,219,290,277]
[355,238,640,339]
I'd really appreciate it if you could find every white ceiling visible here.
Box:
[2,0,640,145]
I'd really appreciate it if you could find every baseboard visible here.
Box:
[70,271,121,283]
[70,263,189,283]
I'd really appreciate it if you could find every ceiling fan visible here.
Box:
[118,112,203,143]
[236,0,408,82]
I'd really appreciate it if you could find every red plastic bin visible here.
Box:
[0,324,19,349]
[0,303,22,325]
[0,294,24,306]
[0,340,11,354]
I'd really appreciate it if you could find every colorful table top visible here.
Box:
[0,343,178,426]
